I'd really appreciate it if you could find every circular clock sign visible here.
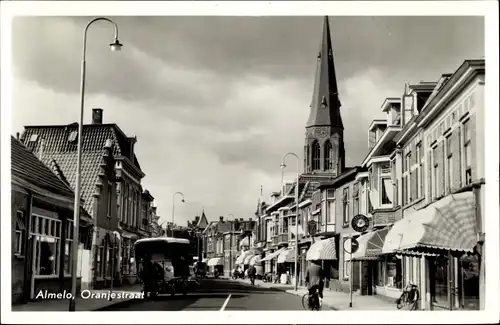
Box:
[351,214,370,233]
[343,237,359,254]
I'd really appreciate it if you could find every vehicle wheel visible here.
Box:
[396,294,406,309]
[301,293,310,310]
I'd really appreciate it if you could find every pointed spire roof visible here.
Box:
[197,209,208,229]
[306,16,343,129]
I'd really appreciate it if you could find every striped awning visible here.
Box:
[202,258,209,263]
[277,248,296,264]
[260,247,287,262]
[383,192,477,254]
[207,257,223,266]
[348,228,389,261]
[306,238,337,261]
[249,255,261,266]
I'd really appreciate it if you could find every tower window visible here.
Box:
[324,140,333,170]
[312,141,320,171]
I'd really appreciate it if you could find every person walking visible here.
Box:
[248,264,257,285]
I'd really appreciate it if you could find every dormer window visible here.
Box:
[29,134,38,142]
[68,131,78,143]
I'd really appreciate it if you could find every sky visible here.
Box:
[11,15,484,227]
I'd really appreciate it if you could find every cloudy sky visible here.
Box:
[11,15,484,226]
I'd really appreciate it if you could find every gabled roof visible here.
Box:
[197,211,209,229]
[306,16,343,129]
[21,124,144,216]
[11,136,74,198]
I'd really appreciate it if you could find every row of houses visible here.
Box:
[199,215,256,277]
[249,17,485,311]
[11,108,163,304]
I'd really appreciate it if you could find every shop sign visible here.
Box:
[343,237,359,254]
[307,220,317,236]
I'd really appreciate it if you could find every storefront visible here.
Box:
[382,191,480,310]
[207,257,224,275]
[276,247,299,285]
[260,247,287,280]
[120,233,138,285]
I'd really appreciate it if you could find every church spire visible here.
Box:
[306,16,343,129]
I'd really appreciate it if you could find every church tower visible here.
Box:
[304,16,345,177]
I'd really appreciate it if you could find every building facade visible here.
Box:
[11,135,93,304]
[21,108,153,288]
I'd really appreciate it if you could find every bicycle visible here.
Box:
[396,283,420,310]
[301,287,322,311]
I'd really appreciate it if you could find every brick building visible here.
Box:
[11,135,92,304]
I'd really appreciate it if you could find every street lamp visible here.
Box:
[281,152,300,292]
[69,17,122,312]
[171,192,186,236]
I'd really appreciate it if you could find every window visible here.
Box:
[122,238,130,274]
[418,143,424,198]
[123,184,128,224]
[324,140,333,170]
[433,146,439,199]
[133,190,138,227]
[406,153,412,203]
[446,135,453,192]
[385,255,402,289]
[353,184,359,216]
[15,211,25,256]
[342,188,349,225]
[463,120,472,185]
[68,131,78,143]
[312,141,321,171]
[141,203,147,230]
[31,215,61,276]
[64,220,74,275]
[328,200,336,223]
[107,182,113,218]
[381,177,393,205]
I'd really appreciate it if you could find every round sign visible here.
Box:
[343,237,359,254]
[351,214,370,233]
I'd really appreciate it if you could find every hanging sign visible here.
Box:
[351,214,370,233]
[343,237,359,254]
[307,220,317,236]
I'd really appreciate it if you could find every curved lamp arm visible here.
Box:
[82,17,122,61]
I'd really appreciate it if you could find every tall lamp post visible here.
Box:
[171,192,185,236]
[69,17,123,312]
[281,152,300,292]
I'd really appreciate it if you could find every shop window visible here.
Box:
[328,200,336,223]
[96,246,104,278]
[343,259,350,279]
[385,255,402,289]
[377,261,385,286]
[106,246,113,277]
[459,254,480,310]
[431,256,449,309]
[31,215,61,276]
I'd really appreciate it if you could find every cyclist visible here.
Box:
[305,260,326,308]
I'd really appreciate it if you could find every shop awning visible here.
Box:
[202,258,209,263]
[382,192,477,254]
[348,228,389,261]
[243,253,255,265]
[306,238,337,261]
[235,250,253,265]
[207,257,223,266]
[249,255,261,266]
[277,247,297,264]
[239,236,250,247]
[260,247,287,262]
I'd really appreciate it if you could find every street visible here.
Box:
[98,278,305,311]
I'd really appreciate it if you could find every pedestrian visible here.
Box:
[248,264,257,285]
[305,260,326,307]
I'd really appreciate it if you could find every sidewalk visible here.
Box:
[12,284,142,312]
[231,278,397,311]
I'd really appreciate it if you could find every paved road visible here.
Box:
[99,278,306,311]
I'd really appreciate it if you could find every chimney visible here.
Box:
[92,108,103,124]
[195,216,200,224]
[240,218,243,222]
[128,136,137,160]
[16,132,20,140]
[219,216,224,222]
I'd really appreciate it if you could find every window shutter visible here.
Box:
[451,127,461,191]
[427,152,433,199]
[469,114,477,181]
[438,141,445,197]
